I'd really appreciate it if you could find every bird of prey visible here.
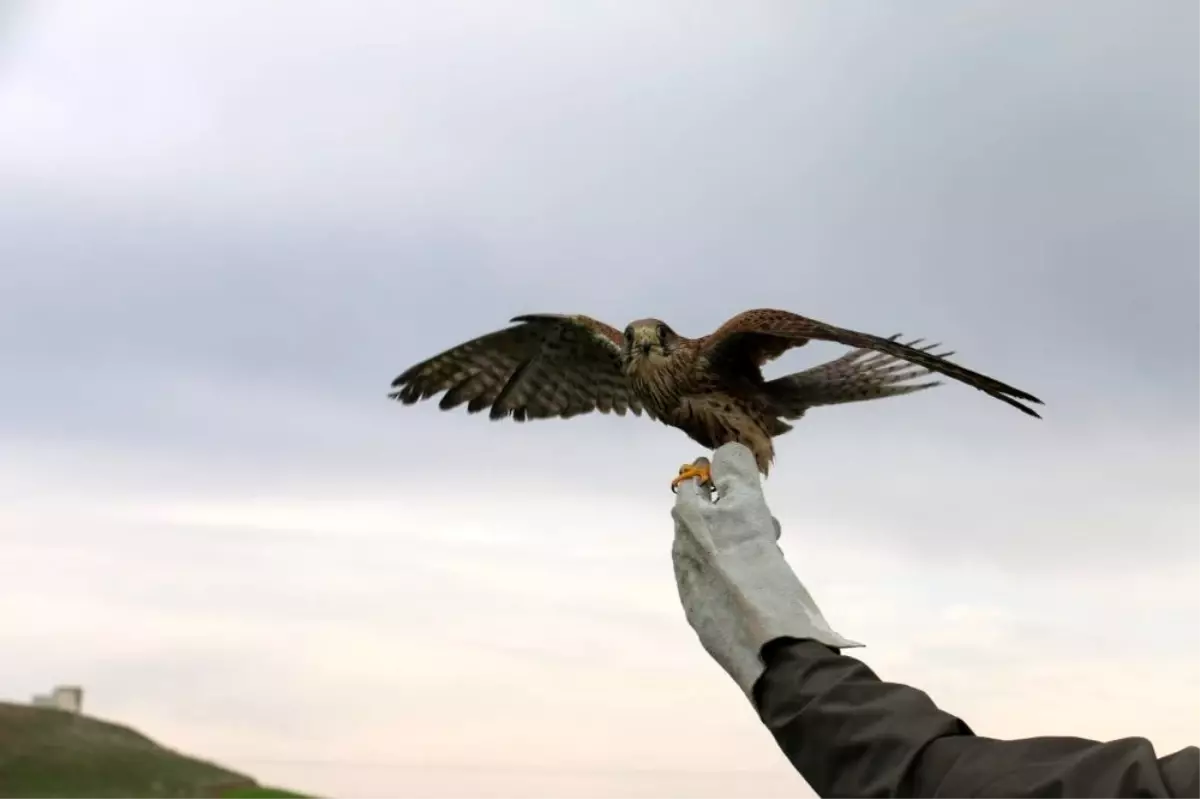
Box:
[389,309,1042,490]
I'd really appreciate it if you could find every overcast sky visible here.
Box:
[1,2,1196,797]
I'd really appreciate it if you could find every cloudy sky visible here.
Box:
[1,1,1196,796]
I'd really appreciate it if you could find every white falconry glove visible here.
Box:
[670,442,863,700]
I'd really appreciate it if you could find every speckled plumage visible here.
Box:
[389,308,1042,474]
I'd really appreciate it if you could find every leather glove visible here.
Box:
[671,442,863,701]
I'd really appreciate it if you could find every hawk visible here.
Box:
[389,309,1042,489]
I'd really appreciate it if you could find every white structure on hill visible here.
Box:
[31,685,83,714]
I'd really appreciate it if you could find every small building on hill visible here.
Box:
[31,685,83,714]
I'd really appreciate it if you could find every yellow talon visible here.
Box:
[671,458,712,493]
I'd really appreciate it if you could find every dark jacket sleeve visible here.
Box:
[753,638,1199,798]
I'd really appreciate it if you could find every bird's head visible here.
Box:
[622,318,679,368]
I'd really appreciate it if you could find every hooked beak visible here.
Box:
[632,329,657,356]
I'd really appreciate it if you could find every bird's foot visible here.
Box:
[671,456,712,493]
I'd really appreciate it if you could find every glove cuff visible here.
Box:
[701,539,862,700]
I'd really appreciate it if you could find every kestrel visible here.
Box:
[388,309,1042,490]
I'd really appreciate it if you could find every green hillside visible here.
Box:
[0,702,311,798]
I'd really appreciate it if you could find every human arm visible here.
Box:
[755,637,1199,797]
[671,442,1200,798]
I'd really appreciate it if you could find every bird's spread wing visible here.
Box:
[701,309,1044,418]
[389,314,648,421]
[767,339,949,417]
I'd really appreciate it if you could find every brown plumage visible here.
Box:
[389,309,1042,482]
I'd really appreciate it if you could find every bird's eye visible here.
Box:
[657,324,668,340]
[623,326,633,340]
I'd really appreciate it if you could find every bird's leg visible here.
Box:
[671,456,712,493]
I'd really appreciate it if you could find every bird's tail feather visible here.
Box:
[766,337,948,419]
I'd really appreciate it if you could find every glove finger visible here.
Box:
[710,442,763,501]
[672,489,716,553]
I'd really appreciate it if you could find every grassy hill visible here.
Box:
[0,702,311,798]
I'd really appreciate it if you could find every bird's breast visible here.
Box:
[628,362,686,414]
